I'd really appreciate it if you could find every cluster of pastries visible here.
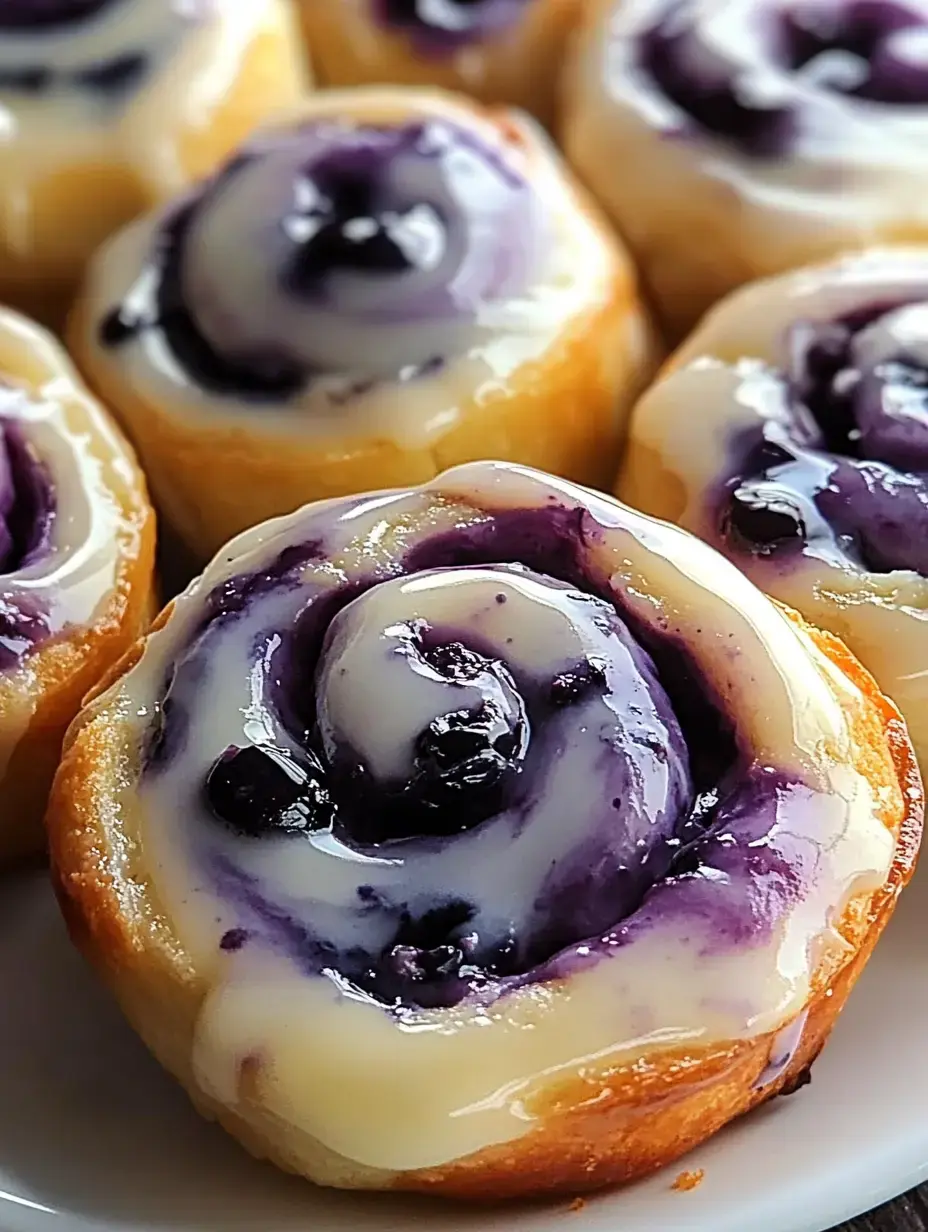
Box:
[0,0,924,1211]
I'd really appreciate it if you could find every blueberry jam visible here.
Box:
[779,0,928,105]
[375,0,530,50]
[637,0,928,157]
[279,126,451,298]
[137,488,834,1014]
[98,117,540,396]
[721,302,928,574]
[0,415,55,667]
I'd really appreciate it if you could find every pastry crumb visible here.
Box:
[568,1197,586,1213]
[672,1169,705,1192]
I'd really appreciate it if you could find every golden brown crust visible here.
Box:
[46,605,922,1200]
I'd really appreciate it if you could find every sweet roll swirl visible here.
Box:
[90,460,901,1187]
[100,114,546,399]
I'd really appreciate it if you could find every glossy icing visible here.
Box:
[564,0,928,334]
[374,0,532,50]
[101,462,894,1173]
[104,116,547,390]
[577,0,928,164]
[79,90,622,447]
[621,247,928,760]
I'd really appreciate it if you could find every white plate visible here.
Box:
[0,864,926,1232]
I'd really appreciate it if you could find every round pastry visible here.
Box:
[69,87,657,563]
[619,247,928,770]
[298,1,584,128]
[0,0,308,326]
[49,460,921,1199]
[0,307,154,866]
[563,0,928,339]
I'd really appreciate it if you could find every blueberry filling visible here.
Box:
[73,52,147,95]
[148,500,760,1010]
[721,302,928,574]
[638,0,928,158]
[205,744,335,839]
[779,0,928,105]
[0,0,152,101]
[0,416,55,668]
[375,0,529,49]
[724,481,808,555]
[640,18,795,157]
[280,131,449,295]
[98,118,537,397]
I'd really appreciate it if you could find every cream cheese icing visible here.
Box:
[74,89,629,450]
[0,310,142,770]
[91,462,895,1175]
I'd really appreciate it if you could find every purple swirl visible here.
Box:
[142,499,827,1012]
[721,300,928,574]
[0,0,115,28]
[100,117,545,400]
[374,0,532,51]
[635,0,928,157]
[0,405,55,668]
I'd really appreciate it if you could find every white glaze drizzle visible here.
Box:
[0,0,305,255]
[0,309,142,773]
[621,247,928,762]
[93,463,896,1174]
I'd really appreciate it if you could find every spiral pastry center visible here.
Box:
[376,0,530,47]
[0,420,53,576]
[724,301,928,573]
[148,495,749,1010]
[197,559,694,1006]
[0,412,55,668]
[0,0,211,100]
[102,119,544,395]
[638,0,928,156]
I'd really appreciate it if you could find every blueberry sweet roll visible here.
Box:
[620,248,928,769]
[0,309,154,865]
[0,0,307,325]
[564,0,928,338]
[299,0,584,127]
[70,88,656,562]
[49,461,921,1199]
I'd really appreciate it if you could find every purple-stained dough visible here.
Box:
[100,118,545,399]
[374,0,531,51]
[634,0,928,157]
[720,301,928,575]
[0,413,55,668]
[144,501,836,1011]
